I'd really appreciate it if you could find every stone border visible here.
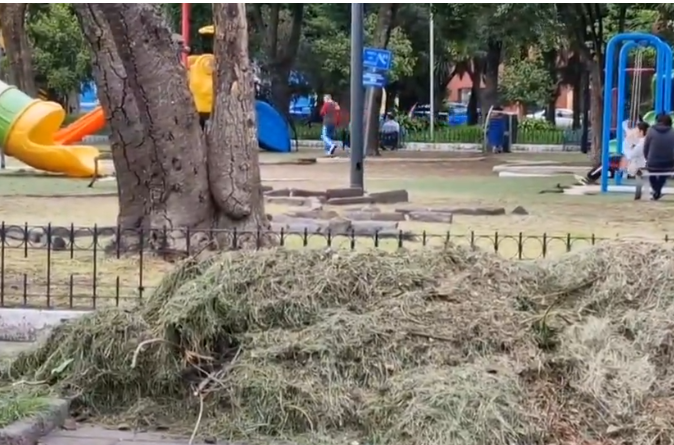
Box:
[0,309,87,342]
[0,398,70,445]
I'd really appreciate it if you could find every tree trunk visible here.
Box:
[208,3,269,240]
[588,60,603,164]
[74,4,269,255]
[0,4,37,96]
[481,38,502,114]
[467,58,482,125]
[542,49,558,125]
[365,4,398,156]
[269,5,303,115]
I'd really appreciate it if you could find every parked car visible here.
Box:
[409,102,481,126]
[526,108,575,128]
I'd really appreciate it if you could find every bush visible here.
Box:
[518,117,556,132]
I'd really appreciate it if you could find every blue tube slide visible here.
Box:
[256,101,291,153]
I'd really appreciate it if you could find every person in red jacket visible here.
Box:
[320,94,341,156]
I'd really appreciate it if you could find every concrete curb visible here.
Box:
[292,139,571,153]
[0,309,87,342]
[83,135,573,154]
[0,398,70,445]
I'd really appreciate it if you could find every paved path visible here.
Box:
[43,425,196,445]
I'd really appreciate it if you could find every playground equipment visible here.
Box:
[600,32,673,193]
[187,53,292,153]
[0,81,100,177]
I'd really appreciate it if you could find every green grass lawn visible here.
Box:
[0,175,117,197]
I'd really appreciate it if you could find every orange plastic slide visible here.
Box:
[53,106,105,145]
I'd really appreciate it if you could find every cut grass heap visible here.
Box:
[4,242,674,444]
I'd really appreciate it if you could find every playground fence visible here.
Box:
[0,224,665,310]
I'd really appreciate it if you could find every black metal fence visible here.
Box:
[0,224,660,310]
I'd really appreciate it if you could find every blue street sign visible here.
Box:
[363,47,393,71]
[362,71,386,88]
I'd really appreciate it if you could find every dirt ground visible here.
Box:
[0,151,672,308]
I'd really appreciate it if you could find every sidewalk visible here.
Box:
[42,425,195,445]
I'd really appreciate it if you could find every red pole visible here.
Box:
[181,3,190,65]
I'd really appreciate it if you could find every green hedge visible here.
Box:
[295,125,567,145]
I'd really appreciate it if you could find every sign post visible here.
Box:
[361,47,393,161]
[349,4,365,190]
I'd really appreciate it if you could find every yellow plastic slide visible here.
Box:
[0,81,99,177]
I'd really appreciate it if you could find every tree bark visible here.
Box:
[481,38,502,114]
[74,4,270,255]
[208,3,269,240]
[0,4,37,96]
[365,4,398,156]
[467,58,483,125]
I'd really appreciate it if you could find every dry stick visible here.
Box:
[188,347,243,444]
[131,338,167,368]
[406,331,454,343]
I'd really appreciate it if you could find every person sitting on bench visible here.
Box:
[644,113,674,200]
[623,121,649,177]
[579,121,649,185]
[380,113,401,150]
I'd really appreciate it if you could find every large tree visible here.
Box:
[73,4,269,254]
[0,4,37,96]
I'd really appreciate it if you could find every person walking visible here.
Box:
[320,94,340,156]
[644,113,674,200]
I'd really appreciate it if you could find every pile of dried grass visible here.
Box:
[7,242,674,444]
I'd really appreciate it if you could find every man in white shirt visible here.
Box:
[380,113,400,134]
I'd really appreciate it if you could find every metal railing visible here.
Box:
[0,224,656,310]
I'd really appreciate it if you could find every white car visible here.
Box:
[526,108,575,128]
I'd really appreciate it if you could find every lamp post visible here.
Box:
[350,3,365,189]
[429,8,435,142]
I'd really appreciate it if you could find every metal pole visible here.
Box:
[350,3,365,190]
[181,3,190,66]
[429,9,435,142]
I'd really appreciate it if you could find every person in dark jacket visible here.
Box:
[643,113,674,200]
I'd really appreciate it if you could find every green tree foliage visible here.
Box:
[297,4,415,98]
[27,4,91,99]
[499,58,555,110]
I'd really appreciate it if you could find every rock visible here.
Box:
[286,209,339,220]
[327,196,374,206]
[441,207,506,216]
[360,205,381,212]
[271,217,351,234]
[511,206,529,215]
[61,418,78,431]
[407,211,453,224]
[28,227,44,244]
[266,196,312,206]
[264,188,290,197]
[307,197,326,208]
[393,206,418,215]
[344,211,406,222]
[374,230,417,241]
[289,188,326,198]
[52,236,67,251]
[395,206,506,216]
[326,187,364,199]
[266,214,273,221]
[350,220,399,235]
[261,185,273,193]
[368,189,409,204]
[2,226,26,241]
